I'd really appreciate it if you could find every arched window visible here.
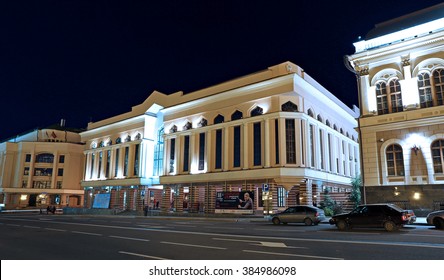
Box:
[281,101,298,112]
[431,139,444,173]
[326,120,331,127]
[250,106,263,117]
[376,81,388,115]
[231,110,243,121]
[35,153,54,163]
[170,125,177,133]
[317,115,323,123]
[333,124,338,131]
[386,144,404,176]
[183,122,192,131]
[198,118,208,127]
[418,72,433,108]
[389,79,403,112]
[116,137,122,144]
[307,109,314,118]
[214,114,224,124]
[433,68,444,106]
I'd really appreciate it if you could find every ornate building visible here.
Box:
[0,123,85,209]
[81,62,359,214]
[346,3,444,212]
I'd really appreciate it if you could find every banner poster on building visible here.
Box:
[215,191,254,214]
[92,193,111,209]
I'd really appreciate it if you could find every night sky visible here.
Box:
[1,0,443,140]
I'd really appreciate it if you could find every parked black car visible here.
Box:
[270,205,326,226]
[329,203,410,232]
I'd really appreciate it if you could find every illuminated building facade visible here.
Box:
[81,62,359,214]
[346,3,444,211]
[0,123,85,209]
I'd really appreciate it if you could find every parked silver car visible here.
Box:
[270,206,325,226]
[426,210,444,229]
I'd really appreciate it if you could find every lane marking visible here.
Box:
[243,250,343,260]
[161,241,226,250]
[71,231,103,236]
[109,235,150,242]
[6,224,21,226]
[118,251,169,260]
[405,234,444,238]
[23,225,41,229]
[205,226,245,230]
[45,228,67,232]
[213,238,307,249]
[255,228,306,232]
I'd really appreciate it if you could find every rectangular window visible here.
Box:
[215,129,223,169]
[56,181,62,189]
[59,155,65,163]
[277,187,286,207]
[275,119,280,164]
[25,154,32,162]
[319,129,324,170]
[134,144,140,176]
[114,148,120,177]
[285,119,296,164]
[123,147,129,176]
[170,138,176,173]
[34,168,53,176]
[309,124,315,168]
[153,129,164,176]
[233,126,241,168]
[183,136,190,172]
[301,120,305,165]
[253,122,262,166]
[24,167,30,175]
[98,152,103,178]
[58,168,63,176]
[328,134,333,172]
[198,133,205,170]
[106,150,111,178]
[90,153,95,179]
[22,180,27,188]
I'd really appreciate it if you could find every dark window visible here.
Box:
[233,126,241,168]
[58,168,64,176]
[418,72,433,108]
[59,155,65,163]
[231,110,243,121]
[24,167,30,175]
[114,148,120,177]
[123,147,129,176]
[25,154,32,162]
[90,154,95,179]
[215,129,223,169]
[199,133,205,170]
[253,122,262,166]
[36,153,54,163]
[386,144,404,176]
[183,136,190,172]
[134,144,140,176]
[170,138,176,173]
[376,81,389,114]
[281,101,298,112]
[251,106,263,117]
[285,119,296,164]
[432,139,444,173]
[275,119,280,164]
[214,115,225,124]
[98,152,102,177]
[106,150,111,178]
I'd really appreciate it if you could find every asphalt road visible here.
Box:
[1,213,443,260]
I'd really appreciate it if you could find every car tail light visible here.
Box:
[402,214,408,221]
[315,212,319,217]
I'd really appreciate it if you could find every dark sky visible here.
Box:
[1,0,443,140]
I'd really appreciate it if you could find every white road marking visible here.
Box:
[255,228,306,232]
[45,228,67,232]
[109,235,150,242]
[71,231,102,236]
[118,251,169,260]
[243,249,343,260]
[213,238,307,249]
[6,224,20,226]
[23,225,41,229]
[161,241,226,250]
[205,226,245,230]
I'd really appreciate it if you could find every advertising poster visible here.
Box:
[92,193,111,209]
[215,191,254,214]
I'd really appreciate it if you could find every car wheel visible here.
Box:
[433,218,444,229]
[272,217,280,225]
[336,220,347,231]
[304,218,313,226]
[384,221,397,232]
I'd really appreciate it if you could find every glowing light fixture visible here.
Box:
[413,192,421,200]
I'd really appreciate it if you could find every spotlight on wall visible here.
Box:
[379,138,384,142]
[413,192,421,200]
[412,145,420,155]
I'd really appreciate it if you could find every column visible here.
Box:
[299,180,313,206]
